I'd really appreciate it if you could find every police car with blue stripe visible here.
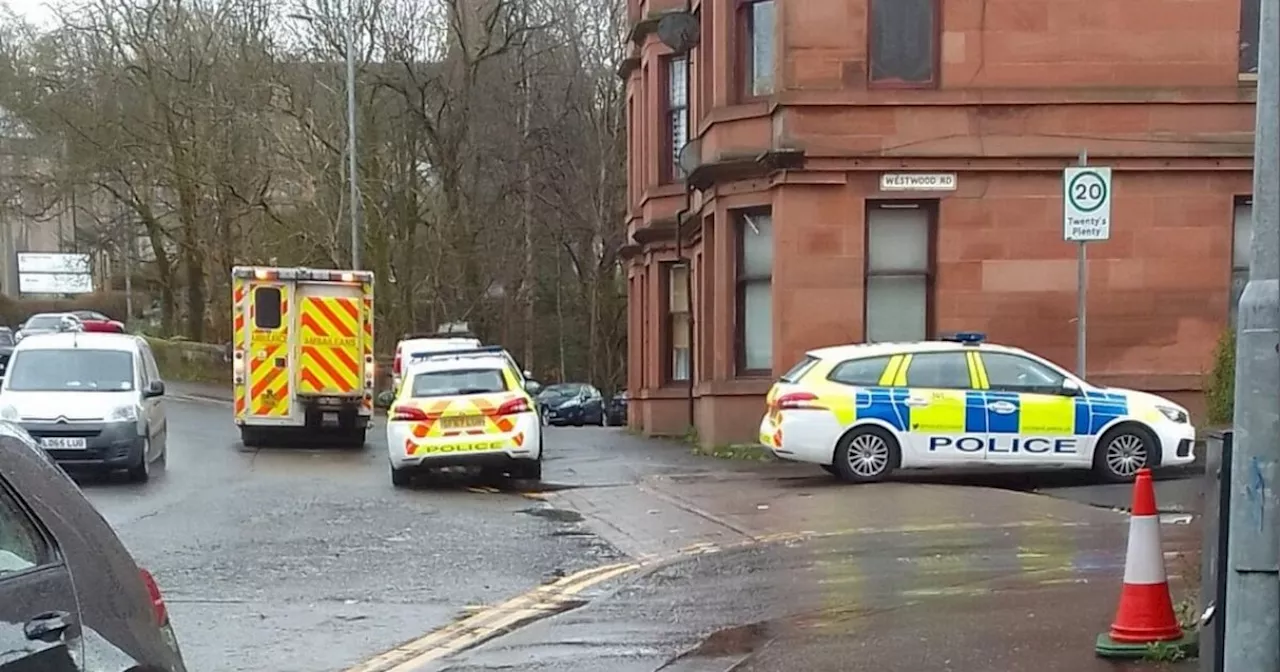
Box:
[758,333,1195,484]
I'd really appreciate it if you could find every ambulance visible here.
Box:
[230,266,375,447]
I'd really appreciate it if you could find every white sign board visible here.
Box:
[17,252,90,274]
[880,173,957,192]
[19,272,94,294]
[1063,167,1112,242]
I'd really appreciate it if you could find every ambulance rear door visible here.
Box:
[294,281,365,398]
[245,277,298,425]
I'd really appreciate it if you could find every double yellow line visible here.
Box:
[342,561,642,672]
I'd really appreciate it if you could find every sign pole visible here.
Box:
[1063,151,1109,379]
[1076,149,1088,378]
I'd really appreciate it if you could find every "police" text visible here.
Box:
[928,436,1078,454]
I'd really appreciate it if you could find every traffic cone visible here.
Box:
[1095,468,1197,658]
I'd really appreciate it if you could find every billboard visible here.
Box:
[16,252,93,295]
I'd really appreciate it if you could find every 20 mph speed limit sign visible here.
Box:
[1063,167,1112,242]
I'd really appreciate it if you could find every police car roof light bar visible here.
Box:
[941,332,986,345]
[409,345,507,361]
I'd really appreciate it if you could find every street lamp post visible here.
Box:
[291,5,361,270]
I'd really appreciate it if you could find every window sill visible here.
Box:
[1239,73,1258,86]
[867,79,939,91]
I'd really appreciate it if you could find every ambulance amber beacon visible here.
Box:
[385,346,543,487]
[758,333,1195,484]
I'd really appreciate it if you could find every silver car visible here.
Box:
[0,332,168,482]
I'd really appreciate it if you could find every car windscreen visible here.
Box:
[411,368,507,398]
[6,349,136,392]
[539,384,585,400]
[23,315,63,330]
[0,331,13,346]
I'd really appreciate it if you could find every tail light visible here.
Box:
[775,392,824,410]
[496,398,531,416]
[393,353,402,376]
[363,354,375,389]
[232,350,245,384]
[139,568,169,626]
[391,405,428,421]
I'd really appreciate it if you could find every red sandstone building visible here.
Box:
[621,0,1260,446]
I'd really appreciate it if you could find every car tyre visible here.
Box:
[127,437,152,483]
[1093,424,1158,483]
[240,427,262,449]
[516,458,542,482]
[832,426,899,484]
[391,465,412,488]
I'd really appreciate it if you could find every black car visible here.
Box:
[0,423,188,670]
[0,327,13,379]
[605,391,629,426]
[537,383,605,427]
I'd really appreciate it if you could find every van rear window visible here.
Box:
[779,356,819,383]
[411,368,507,398]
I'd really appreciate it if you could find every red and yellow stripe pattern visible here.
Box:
[298,296,362,394]
[400,394,526,456]
[233,279,247,420]
[361,285,374,413]
[247,294,291,418]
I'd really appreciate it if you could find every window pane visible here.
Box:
[1241,0,1260,74]
[903,352,970,389]
[830,356,893,387]
[740,211,773,279]
[865,275,927,343]
[869,0,935,84]
[668,57,687,107]
[7,349,136,392]
[0,489,48,576]
[868,207,929,273]
[672,346,691,381]
[254,287,283,329]
[669,265,690,311]
[780,355,819,383]
[1230,268,1248,326]
[1234,202,1253,272]
[980,353,1066,390]
[749,0,776,96]
[671,312,690,348]
[742,280,772,370]
[671,109,688,177]
[411,368,507,397]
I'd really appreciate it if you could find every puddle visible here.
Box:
[519,507,585,523]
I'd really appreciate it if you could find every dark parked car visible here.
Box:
[605,391,629,426]
[0,327,13,379]
[0,423,188,670]
[537,383,605,427]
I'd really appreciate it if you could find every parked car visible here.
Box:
[537,383,606,427]
[0,332,168,482]
[72,310,126,333]
[0,422,188,670]
[0,327,14,380]
[605,390,630,426]
[14,313,82,343]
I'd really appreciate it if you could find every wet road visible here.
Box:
[79,394,634,672]
[78,383,1206,672]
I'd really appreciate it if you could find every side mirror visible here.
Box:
[525,380,543,395]
[523,370,534,379]
[1060,379,1081,397]
[144,380,165,398]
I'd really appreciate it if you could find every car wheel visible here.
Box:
[391,465,412,488]
[516,458,542,482]
[1093,424,1157,483]
[832,426,899,484]
[240,427,262,449]
[127,437,152,483]
[345,427,368,450]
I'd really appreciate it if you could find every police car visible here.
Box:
[759,333,1195,484]
[386,346,543,487]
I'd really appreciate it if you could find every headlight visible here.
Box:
[0,405,18,421]
[1157,405,1189,424]
[109,405,139,422]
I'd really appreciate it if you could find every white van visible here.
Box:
[0,332,168,482]
[391,335,483,392]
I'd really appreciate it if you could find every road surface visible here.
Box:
[77,384,1204,672]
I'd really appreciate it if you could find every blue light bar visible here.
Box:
[941,332,986,345]
[409,345,506,360]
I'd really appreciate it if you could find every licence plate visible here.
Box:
[322,412,339,425]
[441,416,485,430]
[41,437,86,450]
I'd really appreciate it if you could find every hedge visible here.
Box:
[1206,328,1235,426]
[145,337,229,384]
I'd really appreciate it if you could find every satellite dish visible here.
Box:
[678,137,701,178]
[657,12,700,53]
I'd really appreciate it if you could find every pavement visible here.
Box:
[76,381,1204,672]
